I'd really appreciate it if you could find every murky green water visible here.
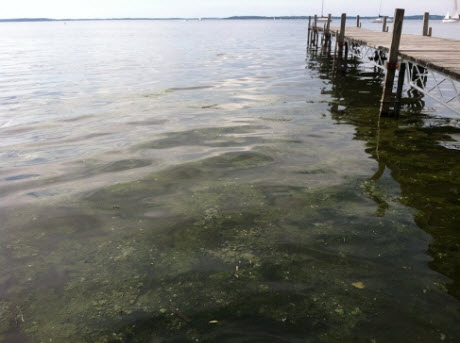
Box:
[0,21,459,342]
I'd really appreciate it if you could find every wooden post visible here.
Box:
[313,15,318,46]
[307,16,312,45]
[356,15,360,27]
[423,12,429,36]
[382,16,388,32]
[379,8,405,117]
[395,62,407,116]
[323,14,332,50]
[326,13,332,32]
[316,17,320,46]
[333,30,339,61]
[428,27,432,37]
[321,23,326,47]
[338,13,346,59]
[332,30,339,69]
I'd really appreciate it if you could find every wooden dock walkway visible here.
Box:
[320,26,460,81]
[308,9,460,117]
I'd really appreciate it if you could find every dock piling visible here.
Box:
[334,30,338,58]
[313,15,318,46]
[379,8,405,117]
[338,13,346,59]
[326,13,331,33]
[422,12,431,37]
[382,16,389,32]
[321,23,326,47]
[356,15,360,28]
[323,14,332,52]
[307,16,311,46]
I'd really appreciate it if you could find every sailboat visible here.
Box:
[317,0,331,23]
[371,0,394,23]
[443,0,460,23]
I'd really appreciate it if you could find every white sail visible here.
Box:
[443,0,460,21]
[317,0,330,22]
[371,0,393,22]
[448,0,459,18]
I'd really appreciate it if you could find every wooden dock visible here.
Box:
[320,26,460,82]
[307,9,460,117]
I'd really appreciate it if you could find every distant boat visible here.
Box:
[372,16,394,24]
[371,0,394,23]
[443,0,460,23]
[317,0,331,23]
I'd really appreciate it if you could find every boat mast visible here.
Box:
[378,0,383,17]
[454,0,459,17]
[321,0,324,17]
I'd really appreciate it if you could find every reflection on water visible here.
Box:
[0,20,459,342]
[310,50,460,294]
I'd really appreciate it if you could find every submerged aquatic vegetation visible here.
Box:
[1,145,459,342]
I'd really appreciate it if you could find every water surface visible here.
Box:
[0,20,459,342]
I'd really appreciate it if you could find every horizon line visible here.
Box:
[0,14,445,22]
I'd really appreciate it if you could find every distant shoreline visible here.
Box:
[0,15,445,22]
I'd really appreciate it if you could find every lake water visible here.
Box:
[0,20,459,342]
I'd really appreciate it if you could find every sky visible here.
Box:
[0,0,453,19]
